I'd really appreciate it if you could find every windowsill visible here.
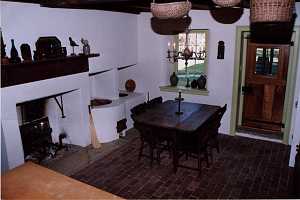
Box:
[159,85,209,96]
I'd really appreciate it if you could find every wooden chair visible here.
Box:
[208,104,227,158]
[175,119,214,176]
[133,122,160,167]
[131,103,159,167]
[130,102,147,115]
[147,96,163,108]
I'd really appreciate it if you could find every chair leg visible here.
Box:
[215,139,220,153]
[167,141,172,158]
[197,152,202,177]
[173,148,178,173]
[208,145,213,163]
[150,144,154,167]
[157,148,161,165]
[138,139,144,161]
[205,148,209,168]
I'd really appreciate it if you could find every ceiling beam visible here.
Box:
[2,0,300,14]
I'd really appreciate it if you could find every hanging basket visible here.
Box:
[151,0,192,19]
[151,16,192,35]
[250,0,295,23]
[212,0,241,7]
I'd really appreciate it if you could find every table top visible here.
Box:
[1,162,122,200]
[134,100,220,132]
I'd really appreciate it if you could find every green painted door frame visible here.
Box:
[230,26,300,144]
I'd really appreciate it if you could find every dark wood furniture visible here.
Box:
[131,103,160,167]
[2,162,122,199]
[208,104,227,155]
[132,100,220,173]
[1,54,99,88]
[147,96,163,108]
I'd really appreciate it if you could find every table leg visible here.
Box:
[172,132,178,173]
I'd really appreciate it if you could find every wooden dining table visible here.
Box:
[133,100,221,172]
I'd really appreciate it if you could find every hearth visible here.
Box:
[19,116,68,163]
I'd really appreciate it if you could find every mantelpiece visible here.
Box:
[1,54,99,169]
[1,54,99,88]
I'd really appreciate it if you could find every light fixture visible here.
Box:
[166,30,207,63]
[166,30,207,87]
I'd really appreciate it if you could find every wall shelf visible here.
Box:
[1,54,99,88]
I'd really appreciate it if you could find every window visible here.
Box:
[175,29,208,87]
[255,48,279,76]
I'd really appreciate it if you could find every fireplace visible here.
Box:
[19,117,53,162]
[1,55,98,169]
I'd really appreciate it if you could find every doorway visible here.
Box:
[240,42,290,137]
[231,26,300,143]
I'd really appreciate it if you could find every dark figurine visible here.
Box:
[1,33,6,57]
[10,39,21,64]
[217,41,225,59]
[81,38,90,55]
[20,43,32,62]
[1,32,9,65]
[191,79,198,89]
[197,74,207,89]
[69,37,79,56]
[170,72,179,86]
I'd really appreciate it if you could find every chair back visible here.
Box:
[147,96,163,108]
[208,104,227,137]
[216,104,227,127]
[131,102,147,116]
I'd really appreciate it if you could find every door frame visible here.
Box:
[230,26,300,144]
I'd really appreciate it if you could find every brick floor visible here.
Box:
[72,133,294,199]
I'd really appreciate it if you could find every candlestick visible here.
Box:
[175,91,184,115]
[147,92,150,102]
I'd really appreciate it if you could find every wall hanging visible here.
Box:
[151,0,191,19]
[217,41,225,59]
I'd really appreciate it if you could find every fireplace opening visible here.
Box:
[17,98,69,163]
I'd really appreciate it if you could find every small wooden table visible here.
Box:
[1,162,122,200]
[133,100,220,172]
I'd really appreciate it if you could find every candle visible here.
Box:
[173,42,176,50]
[168,42,171,50]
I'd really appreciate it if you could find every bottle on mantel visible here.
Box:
[10,39,21,64]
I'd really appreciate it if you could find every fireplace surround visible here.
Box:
[1,56,94,169]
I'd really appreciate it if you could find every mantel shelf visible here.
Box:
[1,54,99,88]
[1,53,100,68]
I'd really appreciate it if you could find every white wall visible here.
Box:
[1,1,138,169]
[290,91,300,166]
[1,1,137,73]
[120,9,252,134]
[119,5,300,138]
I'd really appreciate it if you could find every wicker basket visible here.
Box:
[212,0,241,7]
[151,1,192,19]
[250,0,295,22]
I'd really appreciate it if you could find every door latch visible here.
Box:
[242,86,252,95]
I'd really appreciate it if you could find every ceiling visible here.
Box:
[1,0,249,14]
[3,0,299,14]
